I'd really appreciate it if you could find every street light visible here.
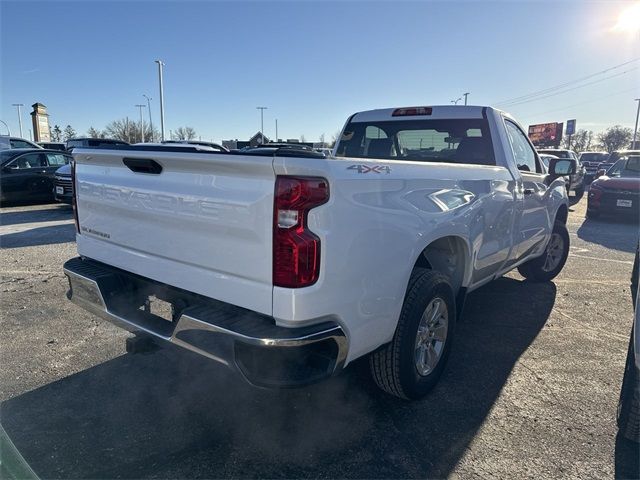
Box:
[135,104,146,143]
[633,98,640,149]
[155,60,166,141]
[463,92,470,105]
[0,119,10,135]
[256,106,267,143]
[12,104,24,138]
[450,98,462,105]
[143,94,154,142]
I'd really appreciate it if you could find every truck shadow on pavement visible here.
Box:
[3,277,564,478]
[577,217,639,253]
[0,204,72,227]
[0,223,75,248]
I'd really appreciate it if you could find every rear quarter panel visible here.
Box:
[273,156,517,362]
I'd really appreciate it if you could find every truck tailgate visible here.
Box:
[73,149,275,315]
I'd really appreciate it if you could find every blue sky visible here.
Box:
[1,1,639,143]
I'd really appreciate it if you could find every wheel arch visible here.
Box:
[412,235,471,296]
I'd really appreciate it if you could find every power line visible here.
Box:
[494,57,640,106]
[499,68,638,108]
[524,87,637,118]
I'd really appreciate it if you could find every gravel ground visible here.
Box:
[0,195,638,479]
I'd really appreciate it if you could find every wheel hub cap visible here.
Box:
[542,233,564,272]
[414,298,449,376]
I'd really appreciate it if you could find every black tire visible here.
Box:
[369,268,456,400]
[517,221,570,282]
[617,330,640,442]
[586,209,600,219]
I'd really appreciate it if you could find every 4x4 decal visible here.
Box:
[347,164,391,174]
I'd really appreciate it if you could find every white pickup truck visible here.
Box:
[64,105,576,399]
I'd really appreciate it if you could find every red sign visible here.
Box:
[528,122,563,147]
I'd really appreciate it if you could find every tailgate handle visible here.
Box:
[123,158,162,174]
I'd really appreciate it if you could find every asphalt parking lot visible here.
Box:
[1,194,638,479]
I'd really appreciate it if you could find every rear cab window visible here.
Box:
[335,118,496,166]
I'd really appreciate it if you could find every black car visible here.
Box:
[0,136,43,150]
[37,142,67,151]
[0,148,72,205]
[65,137,129,152]
[53,163,73,204]
[579,151,610,182]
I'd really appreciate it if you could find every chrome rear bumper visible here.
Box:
[63,257,348,387]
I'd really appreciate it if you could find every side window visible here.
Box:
[608,159,625,177]
[9,153,45,169]
[46,153,68,166]
[504,120,539,173]
[9,139,35,149]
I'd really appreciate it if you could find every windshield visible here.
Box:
[335,118,495,165]
[580,152,609,162]
[608,156,640,178]
[0,150,19,164]
[538,150,570,158]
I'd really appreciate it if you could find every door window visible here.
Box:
[505,120,539,173]
[9,153,45,169]
[46,153,69,166]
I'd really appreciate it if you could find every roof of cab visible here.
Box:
[350,105,490,122]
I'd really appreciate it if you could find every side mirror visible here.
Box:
[548,157,576,176]
[595,169,607,178]
[2,165,16,173]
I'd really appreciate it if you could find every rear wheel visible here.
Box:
[517,221,570,282]
[369,269,456,400]
[586,209,600,219]
[573,184,585,202]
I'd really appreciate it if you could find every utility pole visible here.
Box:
[256,106,267,143]
[0,119,10,135]
[143,94,153,142]
[463,92,470,105]
[135,104,146,142]
[275,118,278,142]
[12,104,24,137]
[155,60,166,141]
[633,98,640,149]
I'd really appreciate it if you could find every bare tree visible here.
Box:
[561,129,594,153]
[319,133,326,145]
[300,134,306,143]
[87,127,104,139]
[172,126,197,140]
[597,125,633,153]
[104,118,158,143]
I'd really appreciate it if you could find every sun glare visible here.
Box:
[613,2,640,33]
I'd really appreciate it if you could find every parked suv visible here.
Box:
[538,149,586,200]
[579,151,610,182]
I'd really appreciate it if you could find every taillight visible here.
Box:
[71,160,80,233]
[273,176,329,288]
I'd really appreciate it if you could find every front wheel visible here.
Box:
[369,269,456,400]
[517,222,570,282]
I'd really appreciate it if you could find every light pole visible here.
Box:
[633,98,640,149]
[450,98,462,105]
[143,94,154,142]
[155,60,166,141]
[275,118,278,142]
[12,104,24,138]
[135,104,146,142]
[256,107,267,143]
[0,119,10,135]
[463,92,470,105]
